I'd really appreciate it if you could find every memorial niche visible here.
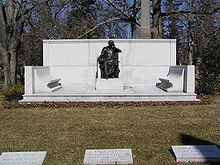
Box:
[98,40,122,79]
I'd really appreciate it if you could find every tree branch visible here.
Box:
[162,7,220,16]
[77,17,121,39]
[105,0,131,19]
[104,0,140,26]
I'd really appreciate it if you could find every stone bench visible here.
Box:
[35,67,62,93]
[156,66,184,92]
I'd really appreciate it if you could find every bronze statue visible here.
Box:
[98,40,122,79]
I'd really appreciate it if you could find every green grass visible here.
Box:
[0,97,219,165]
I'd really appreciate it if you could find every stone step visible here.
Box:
[20,93,198,102]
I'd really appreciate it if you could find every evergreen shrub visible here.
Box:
[2,84,24,101]
[197,39,220,95]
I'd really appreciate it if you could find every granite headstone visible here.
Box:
[171,145,220,163]
[0,151,47,165]
[83,149,133,165]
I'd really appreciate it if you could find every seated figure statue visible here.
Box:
[98,40,122,79]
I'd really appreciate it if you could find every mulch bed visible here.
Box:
[1,95,214,109]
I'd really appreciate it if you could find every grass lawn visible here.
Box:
[0,96,219,165]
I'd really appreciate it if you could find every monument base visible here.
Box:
[20,86,199,102]
[96,78,123,90]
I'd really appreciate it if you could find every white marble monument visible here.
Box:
[21,39,198,102]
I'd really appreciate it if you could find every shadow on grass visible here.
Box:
[180,134,220,149]
[177,134,220,165]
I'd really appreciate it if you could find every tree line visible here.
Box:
[0,0,220,90]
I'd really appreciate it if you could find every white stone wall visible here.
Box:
[43,39,176,66]
[41,39,177,89]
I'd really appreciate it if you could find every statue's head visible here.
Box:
[108,40,115,47]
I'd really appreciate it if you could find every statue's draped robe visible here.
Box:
[98,46,122,79]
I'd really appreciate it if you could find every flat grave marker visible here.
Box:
[83,149,133,165]
[171,145,220,163]
[0,151,47,165]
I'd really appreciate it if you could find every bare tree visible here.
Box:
[30,0,70,39]
[101,0,141,38]
[160,0,220,65]
[0,0,35,88]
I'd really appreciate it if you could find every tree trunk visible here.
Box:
[188,16,194,65]
[10,49,17,85]
[152,0,162,38]
[1,43,19,88]
[131,0,138,38]
[188,36,194,65]
[131,21,137,38]
[2,51,11,88]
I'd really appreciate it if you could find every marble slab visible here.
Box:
[0,151,47,165]
[83,149,133,165]
[171,145,220,162]
[96,78,123,90]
